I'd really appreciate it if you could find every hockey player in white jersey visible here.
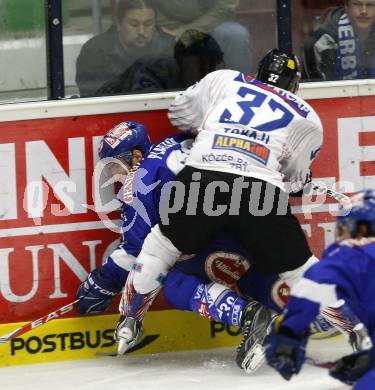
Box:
[116,49,324,359]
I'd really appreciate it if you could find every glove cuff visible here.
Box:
[87,272,119,297]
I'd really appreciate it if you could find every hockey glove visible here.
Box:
[290,170,313,197]
[329,349,373,385]
[77,268,122,315]
[265,316,308,380]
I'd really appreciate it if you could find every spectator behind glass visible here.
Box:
[304,0,375,80]
[173,30,224,88]
[93,30,224,96]
[153,0,252,74]
[75,0,174,97]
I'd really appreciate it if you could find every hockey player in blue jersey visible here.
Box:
[77,119,283,373]
[265,190,375,388]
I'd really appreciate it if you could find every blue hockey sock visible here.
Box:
[189,282,247,327]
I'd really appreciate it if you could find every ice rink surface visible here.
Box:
[1,337,352,390]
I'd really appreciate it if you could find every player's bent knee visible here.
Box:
[132,225,182,293]
[133,254,170,294]
[141,225,181,267]
[279,255,319,287]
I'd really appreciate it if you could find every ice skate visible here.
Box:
[236,301,277,374]
[349,323,373,352]
[115,316,142,355]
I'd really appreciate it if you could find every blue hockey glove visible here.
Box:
[265,317,308,380]
[77,268,122,315]
[329,349,373,385]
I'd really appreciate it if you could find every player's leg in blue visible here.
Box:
[164,268,247,327]
[164,268,277,374]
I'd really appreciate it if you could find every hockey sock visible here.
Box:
[189,282,247,327]
[119,270,160,321]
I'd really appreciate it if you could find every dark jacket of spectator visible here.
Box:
[95,56,179,96]
[94,30,224,96]
[304,6,375,80]
[76,26,174,97]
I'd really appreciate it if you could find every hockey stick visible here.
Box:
[305,356,336,369]
[0,299,79,344]
[310,181,350,204]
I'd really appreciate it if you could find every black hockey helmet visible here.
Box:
[257,48,301,93]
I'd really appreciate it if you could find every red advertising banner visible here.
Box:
[296,95,375,253]
[0,95,374,325]
[0,111,173,324]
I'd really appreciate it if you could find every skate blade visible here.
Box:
[96,351,118,357]
[242,344,266,374]
[117,336,139,355]
[97,335,160,358]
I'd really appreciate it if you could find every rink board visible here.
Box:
[0,310,241,367]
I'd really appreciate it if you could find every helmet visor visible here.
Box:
[102,155,131,181]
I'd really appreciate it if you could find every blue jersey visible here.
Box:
[118,133,193,256]
[283,238,375,344]
[106,133,281,311]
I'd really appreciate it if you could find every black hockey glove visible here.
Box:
[265,316,308,380]
[329,349,373,385]
[76,268,121,315]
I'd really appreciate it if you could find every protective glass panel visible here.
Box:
[64,0,113,98]
[236,0,277,74]
[0,0,47,103]
[293,0,375,82]
[69,0,277,98]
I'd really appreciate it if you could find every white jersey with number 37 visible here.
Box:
[168,70,323,192]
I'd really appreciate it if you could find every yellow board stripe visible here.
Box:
[0,310,241,367]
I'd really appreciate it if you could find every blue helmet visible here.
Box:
[98,121,151,165]
[337,190,375,237]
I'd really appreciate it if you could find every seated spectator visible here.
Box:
[304,0,375,80]
[95,30,224,95]
[174,30,224,87]
[75,0,174,97]
[153,0,252,74]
